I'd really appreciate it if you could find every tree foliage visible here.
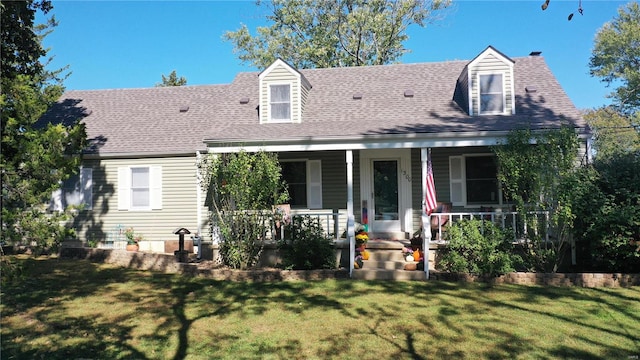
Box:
[492,127,580,272]
[584,106,640,162]
[156,70,187,87]
[1,0,53,82]
[223,0,451,69]
[589,1,640,115]
[1,0,86,250]
[199,151,289,269]
[439,219,522,277]
[571,154,640,272]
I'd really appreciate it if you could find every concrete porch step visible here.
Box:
[362,260,410,270]
[348,239,436,280]
[351,268,427,281]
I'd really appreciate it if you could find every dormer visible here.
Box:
[454,46,515,116]
[258,59,312,124]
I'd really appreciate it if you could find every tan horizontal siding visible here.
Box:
[260,64,300,123]
[74,155,210,244]
[470,54,513,115]
[300,82,310,117]
[410,147,494,232]
[279,150,350,210]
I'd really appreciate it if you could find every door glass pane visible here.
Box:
[373,160,398,220]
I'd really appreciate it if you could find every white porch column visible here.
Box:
[195,151,203,236]
[421,148,432,279]
[195,151,203,259]
[346,150,355,277]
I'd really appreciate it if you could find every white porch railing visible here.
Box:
[98,210,548,247]
[273,210,551,243]
[276,211,345,240]
[430,211,551,243]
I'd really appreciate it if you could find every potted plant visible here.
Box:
[124,227,143,252]
[355,230,369,261]
[355,230,368,248]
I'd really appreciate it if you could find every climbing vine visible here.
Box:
[492,126,580,272]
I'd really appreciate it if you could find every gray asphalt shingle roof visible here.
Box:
[43,53,585,156]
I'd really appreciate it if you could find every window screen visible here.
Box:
[479,74,504,113]
[270,84,291,121]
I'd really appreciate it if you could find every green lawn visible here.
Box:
[2,256,639,360]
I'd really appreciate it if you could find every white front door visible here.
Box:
[360,149,412,235]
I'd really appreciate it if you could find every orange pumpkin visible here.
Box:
[413,250,422,261]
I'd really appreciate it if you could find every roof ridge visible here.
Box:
[64,83,229,93]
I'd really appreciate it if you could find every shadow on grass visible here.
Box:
[1,256,149,359]
[2,256,639,359]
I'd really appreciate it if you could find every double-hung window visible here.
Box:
[131,167,150,208]
[270,84,291,122]
[450,155,500,206]
[479,73,504,114]
[50,167,93,211]
[118,166,162,210]
[281,160,322,209]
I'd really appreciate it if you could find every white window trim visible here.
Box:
[80,167,93,210]
[118,165,162,211]
[268,82,293,123]
[477,71,507,115]
[281,159,322,209]
[449,154,502,208]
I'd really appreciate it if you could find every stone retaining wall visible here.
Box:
[431,271,640,287]
[60,247,185,273]
[59,247,639,286]
[59,247,349,281]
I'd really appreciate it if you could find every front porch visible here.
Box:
[93,209,550,279]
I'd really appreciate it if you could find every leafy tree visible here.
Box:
[571,154,640,272]
[156,70,187,87]
[1,0,53,81]
[584,106,640,162]
[492,126,579,272]
[589,1,640,115]
[1,0,87,251]
[223,0,451,69]
[199,151,288,269]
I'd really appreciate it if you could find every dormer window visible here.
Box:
[259,59,312,124]
[457,46,515,116]
[269,84,291,122]
[479,73,504,114]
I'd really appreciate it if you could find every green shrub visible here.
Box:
[218,211,269,270]
[277,215,336,270]
[438,219,522,276]
[1,252,24,286]
[571,153,640,272]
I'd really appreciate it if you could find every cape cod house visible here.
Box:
[44,46,589,277]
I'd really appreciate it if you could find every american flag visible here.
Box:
[425,150,438,215]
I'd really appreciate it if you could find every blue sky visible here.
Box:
[39,0,630,110]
